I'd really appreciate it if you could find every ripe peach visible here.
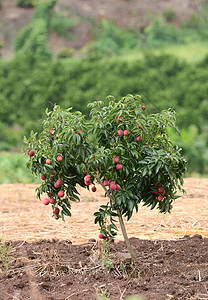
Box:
[50,129,55,135]
[57,155,63,162]
[142,105,146,111]
[43,198,50,205]
[49,198,56,204]
[124,130,129,136]
[28,150,35,156]
[118,129,124,136]
[113,157,119,163]
[48,192,53,197]
[84,175,91,180]
[46,159,51,164]
[58,190,64,197]
[116,164,123,171]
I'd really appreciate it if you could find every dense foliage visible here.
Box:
[23,95,187,238]
[0,0,208,176]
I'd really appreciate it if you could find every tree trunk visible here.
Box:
[95,175,139,264]
[117,208,139,264]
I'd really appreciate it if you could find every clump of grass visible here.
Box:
[0,152,40,184]
[0,237,13,273]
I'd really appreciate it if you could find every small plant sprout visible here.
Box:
[23,94,187,263]
[0,237,13,273]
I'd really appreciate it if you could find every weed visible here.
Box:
[0,237,12,273]
[100,241,114,272]
[96,288,110,300]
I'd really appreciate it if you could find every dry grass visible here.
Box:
[0,178,208,244]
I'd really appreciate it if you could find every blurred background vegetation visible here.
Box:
[0,0,208,183]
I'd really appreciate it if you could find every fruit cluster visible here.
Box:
[154,185,165,201]
[99,233,109,241]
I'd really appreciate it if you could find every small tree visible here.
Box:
[23,94,187,263]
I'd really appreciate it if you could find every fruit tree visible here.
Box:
[23,94,187,263]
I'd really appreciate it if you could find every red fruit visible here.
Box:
[91,186,97,192]
[41,174,46,180]
[158,195,164,201]
[46,159,51,164]
[54,182,59,188]
[110,183,116,191]
[113,157,119,163]
[118,130,124,136]
[57,155,63,162]
[49,198,56,204]
[142,105,146,111]
[84,175,91,180]
[58,190,65,197]
[136,136,143,142]
[50,129,55,136]
[124,130,129,136]
[116,164,123,171]
[80,129,83,133]
[116,184,120,191]
[103,180,109,186]
[103,236,110,242]
[154,191,159,194]
[54,207,60,215]
[99,233,104,239]
[117,116,122,120]
[85,180,91,186]
[139,125,143,130]
[43,198,50,205]
[158,187,164,194]
[54,215,59,220]
[56,179,63,187]
[48,192,53,197]
[28,150,35,157]
[52,170,55,175]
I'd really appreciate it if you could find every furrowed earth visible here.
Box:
[0,178,208,300]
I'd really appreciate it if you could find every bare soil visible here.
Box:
[0,178,208,299]
[0,0,202,58]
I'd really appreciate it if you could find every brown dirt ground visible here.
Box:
[0,178,208,299]
[0,0,202,58]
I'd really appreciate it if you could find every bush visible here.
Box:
[163,8,176,22]
[23,94,187,262]
[0,152,39,183]
[50,12,78,39]
[57,47,75,59]
[17,0,34,8]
